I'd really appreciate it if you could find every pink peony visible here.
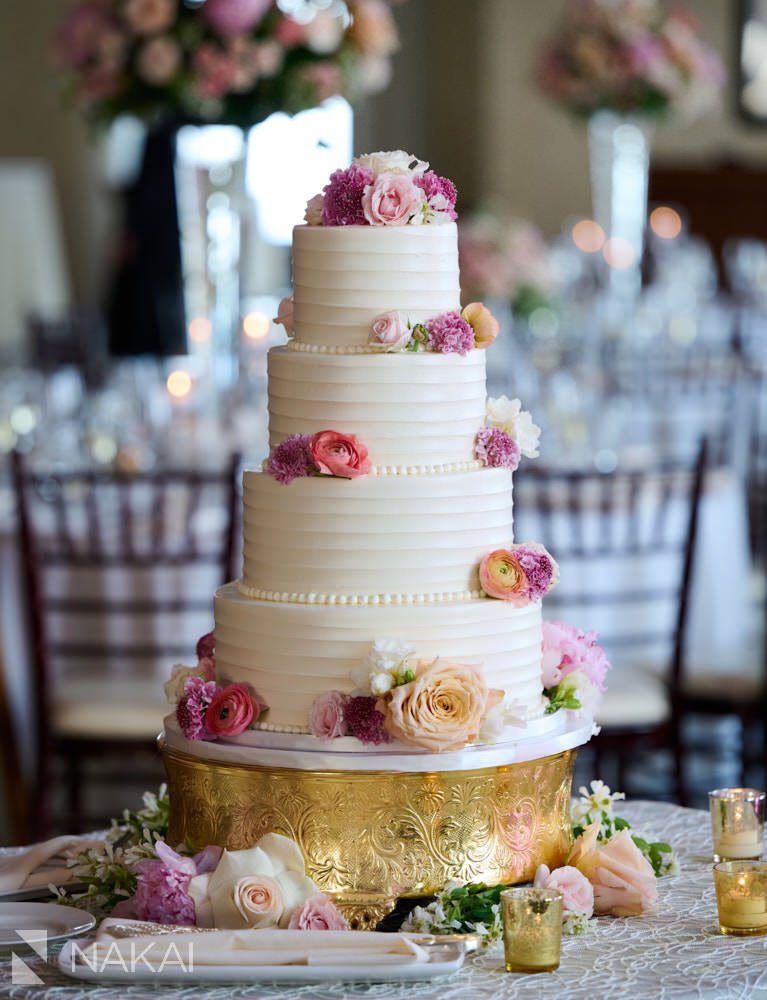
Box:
[176,677,220,741]
[308,691,348,740]
[461,301,499,348]
[369,310,410,351]
[132,841,197,925]
[414,170,457,221]
[534,863,594,917]
[362,171,424,226]
[425,311,474,356]
[322,164,374,227]
[570,823,658,917]
[206,683,261,737]
[196,632,215,661]
[542,621,611,691]
[201,0,272,36]
[310,430,371,479]
[266,434,314,485]
[288,893,349,930]
[344,695,391,744]
[474,427,520,470]
[192,844,224,874]
[123,0,175,36]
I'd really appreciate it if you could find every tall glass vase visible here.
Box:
[588,110,654,297]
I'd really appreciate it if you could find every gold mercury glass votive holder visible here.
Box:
[709,788,766,862]
[501,887,564,974]
[713,861,767,936]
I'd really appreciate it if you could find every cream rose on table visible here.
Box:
[362,172,425,226]
[378,658,503,752]
[569,822,658,917]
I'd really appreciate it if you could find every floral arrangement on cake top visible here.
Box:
[55,0,404,128]
[401,779,675,944]
[536,0,725,121]
[55,788,348,930]
[479,543,559,606]
[165,631,270,741]
[366,301,499,356]
[304,150,457,227]
[474,395,540,470]
[307,638,505,752]
[542,620,611,718]
[265,429,371,485]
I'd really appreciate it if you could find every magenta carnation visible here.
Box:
[196,631,215,660]
[345,696,391,744]
[515,546,555,601]
[266,434,314,485]
[425,311,474,355]
[414,170,458,220]
[322,165,374,226]
[475,427,520,470]
[176,676,220,741]
[542,621,611,692]
[132,842,198,925]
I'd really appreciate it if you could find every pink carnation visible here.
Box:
[322,165,374,227]
[425,311,474,355]
[266,434,314,485]
[474,427,520,470]
[345,695,391,744]
[176,677,220,741]
[542,621,611,691]
[288,892,348,930]
[414,170,457,220]
[132,841,197,925]
[514,545,556,601]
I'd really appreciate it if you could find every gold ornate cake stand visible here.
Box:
[161,740,575,929]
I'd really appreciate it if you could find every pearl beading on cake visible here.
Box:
[285,341,382,355]
[260,458,483,477]
[237,581,485,604]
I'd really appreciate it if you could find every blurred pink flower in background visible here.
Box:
[201,0,272,37]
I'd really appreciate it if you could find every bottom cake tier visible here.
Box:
[160,719,591,929]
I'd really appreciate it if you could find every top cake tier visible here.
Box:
[291,224,461,350]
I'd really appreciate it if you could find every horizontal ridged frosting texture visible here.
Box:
[242,468,514,598]
[268,347,486,467]
[214,582,544,729]
[292,223,461,348]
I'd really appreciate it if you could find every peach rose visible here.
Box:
[362,172,424,226]
[479,549,528,603]
[288,892,348,930]
[304,193,324,226]
[124,0,175,35]
[570,822,658,917]
[206,683,260,737]
[379,658,503,752]
[534,863,594,917]
[462,302,499,349]
[233,874,284,928]
[310,430,372,479]
[369,310,410,351]
[274,296,294,334]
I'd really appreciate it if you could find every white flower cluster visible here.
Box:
[350,637,416,696]
[485,396,541,459]
[571,779,626,838]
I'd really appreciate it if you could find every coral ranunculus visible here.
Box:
[479,549,529,603]
[462,301,499,349]
[206,683,260,737]
[310,430,371,478]
[569,822,658,917]
[361,171,424,226]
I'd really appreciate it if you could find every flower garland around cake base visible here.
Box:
[266,429,372,485]
[473,395,541,470]
[53,787,347,931]
[479,542,559,605]
[400,780,676,945]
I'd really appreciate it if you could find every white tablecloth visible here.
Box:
[1,800,765,999]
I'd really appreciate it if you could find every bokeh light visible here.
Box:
[166,369,193,399]
[571,219,605,253]
[602,236,636,269]
[188,317,212,343]
[243,311,270,340]
[649,206,682,240]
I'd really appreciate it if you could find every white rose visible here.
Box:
[188,832,318,929]
[370,672,394,696]
[478,694,528,743]
[353,149,428,176]
[485,396,541,459]
[304,193,324,226]
[349,637,415,692]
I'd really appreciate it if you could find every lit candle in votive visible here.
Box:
[709,789,765,862]
[714,863,767,936]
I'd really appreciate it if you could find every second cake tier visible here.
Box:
[242,467,514,600]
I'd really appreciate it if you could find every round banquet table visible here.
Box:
[1,801,766,1000]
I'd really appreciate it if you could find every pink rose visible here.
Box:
[534,864,594,917]
[275,296,294,334]
[201,0,272,36]
[461,302,499,349]
[308,691,347,740]
[288,892,348,930]
[206,683,261,737]
[310,430,372,479]
[123,0,175,36]
[570,823,658,917]
[369,310,410,351]
[136,35,180,85]
[361,172,424,226]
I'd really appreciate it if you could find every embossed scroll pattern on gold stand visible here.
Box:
[161,741,576,929]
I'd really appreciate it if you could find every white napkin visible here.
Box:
[0,835,103,891]
[84,921,429,968]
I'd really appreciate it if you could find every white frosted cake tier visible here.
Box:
[242,468,513,598]
[214,582,544,729]
[268,347,486,468]
[292,223,461,348]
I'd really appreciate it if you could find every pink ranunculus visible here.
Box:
[369,310,410,351]
[310,430,372,479]
[542,620,611,691]
[206,683,261,737]
[288,892,349,930]
[308,691,348,740]
[534,863,594,917]
[461,302,499,349]
[275,296,294,334]
[201,0,272,36]
[361,172,424,226]
[479,548,529,604]
[570,823,658,917]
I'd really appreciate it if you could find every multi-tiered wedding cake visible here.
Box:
[161,151,600,927]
